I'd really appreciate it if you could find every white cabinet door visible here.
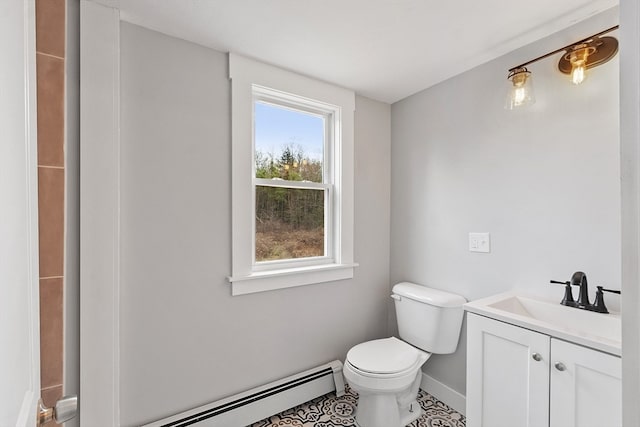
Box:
[467,314,550,427]
[550,339,621,427]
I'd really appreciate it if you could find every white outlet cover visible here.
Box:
[469,232,491,253]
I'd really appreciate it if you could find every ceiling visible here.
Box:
[92,0,618,103]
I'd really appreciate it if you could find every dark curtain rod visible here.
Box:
[508,25,619,72]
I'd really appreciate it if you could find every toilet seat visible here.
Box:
[346,337,428,377]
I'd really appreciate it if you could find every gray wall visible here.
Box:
[390,9,620,395]
[620,0,640,423]
[64,2,80,427]
[118,22,391,426]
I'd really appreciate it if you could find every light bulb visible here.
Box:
[571,63,586,85]
[505,67,535,110]
[569,46,590,85]
[513,86,526,106]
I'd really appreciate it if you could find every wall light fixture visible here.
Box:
[506,67,535,109]
[505,25,618,110]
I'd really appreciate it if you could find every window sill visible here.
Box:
[228,262,359,296]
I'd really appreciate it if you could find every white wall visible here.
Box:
[118,22,391,426]
[390,9,620,395]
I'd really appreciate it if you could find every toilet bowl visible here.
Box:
[343,282,466,427]
[344,337,430,427]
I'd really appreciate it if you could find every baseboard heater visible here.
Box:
[142,360,345,427]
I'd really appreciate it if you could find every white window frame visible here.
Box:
[228,53,356,295]
[252,89,334,270]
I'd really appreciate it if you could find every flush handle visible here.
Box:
[555,362,567,371]
[532,353,542,362]
[390,294,401,301]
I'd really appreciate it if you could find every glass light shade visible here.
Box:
[505,68,535,110]
[569,47,590,85]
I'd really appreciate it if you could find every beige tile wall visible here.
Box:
[36,0,66,410]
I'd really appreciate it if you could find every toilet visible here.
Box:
[343,282,466,427]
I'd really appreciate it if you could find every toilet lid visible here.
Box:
[346,337,425,375]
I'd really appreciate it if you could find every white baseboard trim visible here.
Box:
[420,372,466,416]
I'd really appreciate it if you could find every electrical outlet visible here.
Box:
[469,232,491,253]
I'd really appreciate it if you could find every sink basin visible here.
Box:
[464,292,621,356]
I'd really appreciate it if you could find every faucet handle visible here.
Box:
[599,286,621,295]
[550,279,578,307]
[591,286,621,314]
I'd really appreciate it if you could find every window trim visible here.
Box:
[228,53,357,296]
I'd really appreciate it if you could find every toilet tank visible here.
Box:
[392,282,466,354]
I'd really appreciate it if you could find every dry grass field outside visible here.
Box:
[256,227,324,261]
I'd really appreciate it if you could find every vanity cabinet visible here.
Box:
[466,313,621,427]
[467,313,549,427]
[549,338,621,427]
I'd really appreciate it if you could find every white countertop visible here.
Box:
[464,291,621,356]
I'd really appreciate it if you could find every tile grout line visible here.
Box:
[41,384,63,392]
[38,165,65,170]
[36,51,65,61]
[41,276,64,280]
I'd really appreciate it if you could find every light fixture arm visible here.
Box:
[507,25,619,73]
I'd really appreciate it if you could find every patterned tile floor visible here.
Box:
[250,386,465,427]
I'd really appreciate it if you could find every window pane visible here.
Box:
[255,185,325,261]
[254,101,324,183]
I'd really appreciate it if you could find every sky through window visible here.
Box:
[254,102,324,161]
